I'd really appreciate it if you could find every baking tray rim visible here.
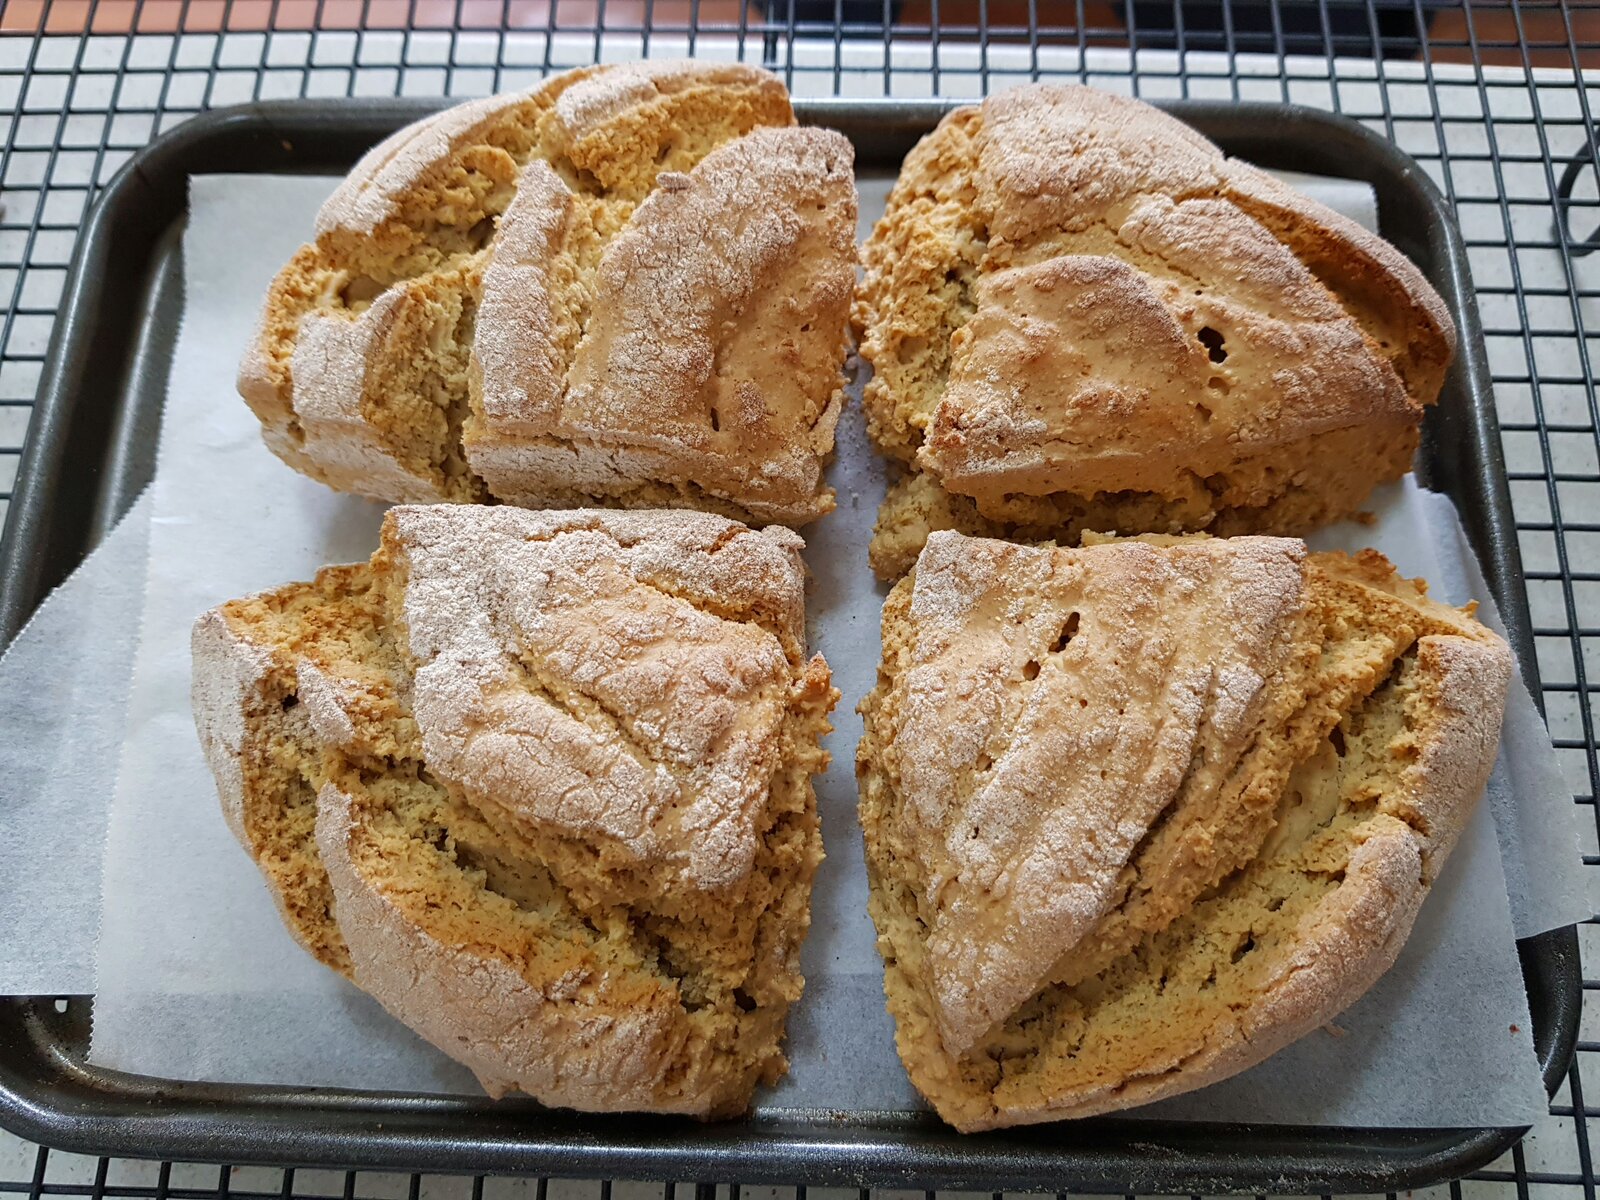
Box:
[0,93,1580,1193]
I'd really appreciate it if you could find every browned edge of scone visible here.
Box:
[191,505,838,1118]
[190,562,410,976]
[856,530,1509,1130]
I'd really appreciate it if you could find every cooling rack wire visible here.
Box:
[1,0,1598,1194]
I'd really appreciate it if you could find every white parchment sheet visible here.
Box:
[0,162,1571,1126]
[0,490,150,994]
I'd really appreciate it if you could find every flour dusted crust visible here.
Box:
[857,531,1509,1130]
[240,62,855,524]
[856,85,1457,578]
[191,505,836,1116]
[466,126,853,523]
[316,91,538,238]
[383,506,813,891]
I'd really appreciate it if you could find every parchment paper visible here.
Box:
[10,166,1566,1125]
[1416,489,1598,938]
[0,491,150,994]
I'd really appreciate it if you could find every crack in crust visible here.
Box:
[191,505,837,1118]
[855,85,1458,579]
[240,62,855,525]
[857,531,1509,1130]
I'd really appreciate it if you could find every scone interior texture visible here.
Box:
[241,61,856,526]
[855,84,1458,578]
[857,530,1509,1130]
[192,505,836,1118]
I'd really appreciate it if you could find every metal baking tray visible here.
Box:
[0,95,1580,1193]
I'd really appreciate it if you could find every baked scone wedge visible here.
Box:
[856,84,1457,578]
[193,506,836,1116]
[241,61,855,525]
[857,531,1510,1130]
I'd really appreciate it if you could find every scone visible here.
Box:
[240,61,856,526]
[192,506,836,1117]
[857,531,1509,1130]
[856,84,1457,578]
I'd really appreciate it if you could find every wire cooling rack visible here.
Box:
[1,0,1599,1195]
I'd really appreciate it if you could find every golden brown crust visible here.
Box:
[316,89,544,238]
[241,63,853,525]
[466,125,855,524]
[866,415,1424,581]
[384,506,813,891]
[856,84,1456,577]
[875,532,1312,1057]
[315,781,713,1112]
[1219,162,1457,397]
[923,204,1413,503]
[858,531,1509,1129]
[191,505,836,1116]
[189,566,408,975]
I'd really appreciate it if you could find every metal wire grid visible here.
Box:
[0,0,1597,1195]
[0,1164,812,1200]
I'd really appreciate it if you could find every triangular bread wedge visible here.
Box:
[240,62,854,525]
[856,84,1456,578]
[193,506,835,1116]
[857,531,1510,1130]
